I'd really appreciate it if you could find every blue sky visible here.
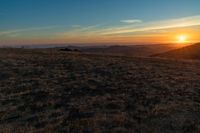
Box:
[1,0,200,45]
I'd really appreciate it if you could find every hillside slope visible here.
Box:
[82,44,183,57]
[152,43,200,60]
[1,48,200,132]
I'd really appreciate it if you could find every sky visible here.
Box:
[0,0,200,45]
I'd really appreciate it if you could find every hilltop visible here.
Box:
[152,43,200,60]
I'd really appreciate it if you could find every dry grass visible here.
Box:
[1,48,200,132]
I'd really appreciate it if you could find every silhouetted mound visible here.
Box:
[60,48,72,51]
[60,48,81,52]
[152,43,200,60]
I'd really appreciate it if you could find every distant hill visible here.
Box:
[152,43,200,60]
[81,44,185,57]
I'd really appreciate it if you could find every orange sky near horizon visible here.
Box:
[1,1,200,46]
[1,29,200,45]
[1,19,200,45]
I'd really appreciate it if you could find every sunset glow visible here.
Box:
[0,0,200,45]
[178,35,188,43]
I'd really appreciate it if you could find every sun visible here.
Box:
[178,35,187,43]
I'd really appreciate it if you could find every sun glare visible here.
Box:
[178,35,187,43]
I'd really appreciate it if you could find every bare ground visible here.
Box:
[1,48,200,133]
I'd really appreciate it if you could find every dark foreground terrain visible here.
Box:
[1,48,200,133]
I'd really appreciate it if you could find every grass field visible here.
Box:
[1,48,200,132]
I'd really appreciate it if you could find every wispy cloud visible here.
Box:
[103,15,200,35]
[3,15,200,44]
[58,24,102,38]
[0,26,59,36]
[71,24,102,32]
[71,25,81,28]
[54,15,200,43]
[120,19,142,24]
